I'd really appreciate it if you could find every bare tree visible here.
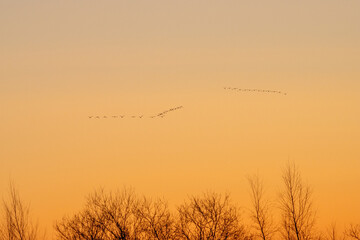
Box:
[248,174,276,240]
[55,208,105,240]
[279,163,316,240]
[55,188,176,240]
[88,188,143,240]
[346,224,360,240]
[176,192,247,240]
[55,188,141,240]
[0,182,39,240]
[325,223,346,240]
[135,197,175,240]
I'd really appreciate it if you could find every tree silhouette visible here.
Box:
[0,182,39,240]
[176,192,247,240]
[49,165,360,240]
[135,197,175,240]
[56,188,142,240]
[55,188,175,240]
[346,224,360,240]
[248,174,276,240]
[55,207,106,240]
[325,223,346,240]
[279,163,316,240]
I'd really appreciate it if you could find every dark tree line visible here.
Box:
[55,190,247,240]
[1,164,360,240]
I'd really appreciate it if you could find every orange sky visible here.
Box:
[1,0,360,237]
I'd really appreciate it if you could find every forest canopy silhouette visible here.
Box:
[1,164,359,240]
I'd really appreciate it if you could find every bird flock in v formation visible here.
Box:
[88,87,286,119]
[88,106,183,119]
[224,87,287,95]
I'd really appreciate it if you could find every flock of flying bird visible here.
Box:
[88,87,287,119]
[224,87,287,95]
[88,106,183,119]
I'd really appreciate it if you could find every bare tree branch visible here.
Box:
[0,182,39,240]
[55,188,176,240]
[346,225,360,240]
[135,197,175,240]
[176,192,247,240]
[248,174,277,240]
[325,223,346,240]
[279,163,316,240]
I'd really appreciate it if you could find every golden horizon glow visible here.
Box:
[1,0,360,237]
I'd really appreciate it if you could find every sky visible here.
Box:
[1,0,360,236]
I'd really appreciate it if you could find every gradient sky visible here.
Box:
[1,0,360,236]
